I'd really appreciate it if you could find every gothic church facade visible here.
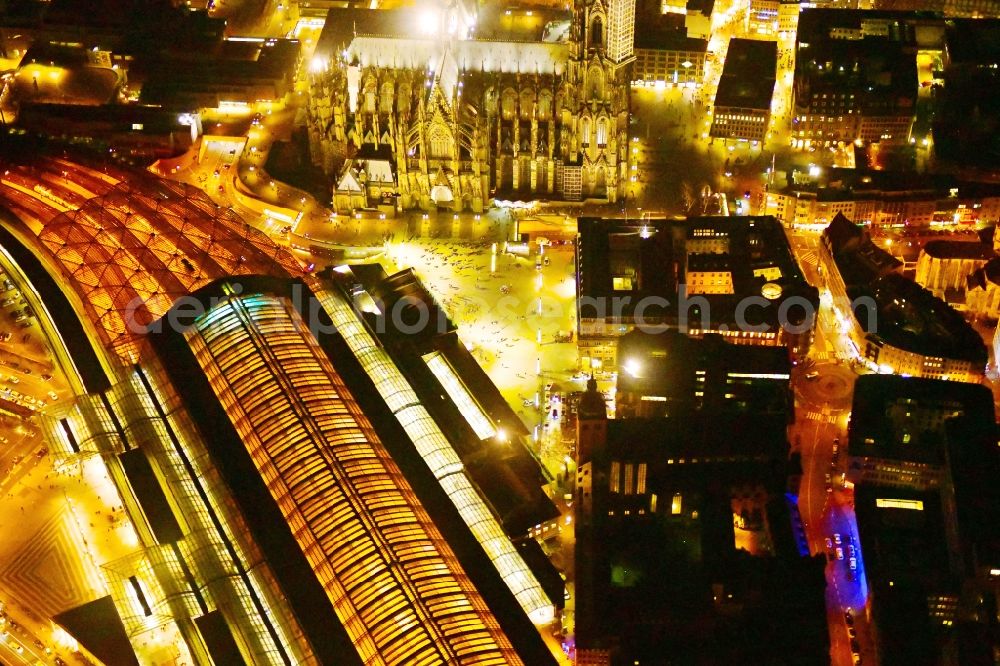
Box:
[307,0,635,213]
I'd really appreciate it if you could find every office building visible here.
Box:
[573,381,827,665]
[819,214,986,380]
[849,375,1000,664]
[847,374,994,490]
[710,38,777,143]
[576,216,817,372]
[793,10,919,148]
[632,17,708,88]
[615,329,791,420]
[761,168,1000,228]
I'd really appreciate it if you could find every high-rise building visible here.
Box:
[605,0,638,63]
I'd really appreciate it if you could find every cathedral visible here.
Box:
[307,0,635,213]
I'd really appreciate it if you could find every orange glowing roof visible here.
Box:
[0,156,300,363]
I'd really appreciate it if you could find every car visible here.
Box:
[47,391,58,401]
[805,371,819,380]
[849,557,857,570]
[825,537,833,550]
[834,533,842,545]
[6,376,17,384]
[832,443,839,454]
[848,544,856,558]
[845,611,854,625]
[850,639,861,653]
[213,169,220,177]
[848,627,857,639]
[835,547,844,560]
[40,374,51,381]
[825,473,832,485]
[0,332,9,342]
[852,655,863,665]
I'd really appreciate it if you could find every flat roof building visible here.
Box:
[576,216,818,371]
[631,14,708,87]
[615,329,791,420]
[934,20,1000,173]
[710,38,777,142]
[847,374,994,489]
[791,9,924,150]
[140,37,301,108]
[573,383,827,664]
[850,376,1000,662]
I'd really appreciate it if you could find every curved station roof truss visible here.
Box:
[185,291,523,665]
[0,154,298,362]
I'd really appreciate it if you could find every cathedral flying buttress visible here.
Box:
[307,0,635,214]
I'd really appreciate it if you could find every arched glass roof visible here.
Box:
[0,156,299,363]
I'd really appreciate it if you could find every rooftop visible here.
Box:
[714,38,777,110]
[605,411,790,462]
[795,37,917,110]
[616,329,791,415]
[848,374,995,464]
[575,410,827,662]
[0,144,299,363]
[822,214,902,286]
[854,486,953,665]
[634,15,707,52]
[577,216,817,331]
[855,273,987,364]
[945,19,1000,65]
[152,278,548,664]
[796,8,939,46]
[333,263,559,537]
[921,240,993,261]
[934,23,1000,169]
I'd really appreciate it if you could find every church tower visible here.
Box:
[576,377,608,465]
[564,0,635,203]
